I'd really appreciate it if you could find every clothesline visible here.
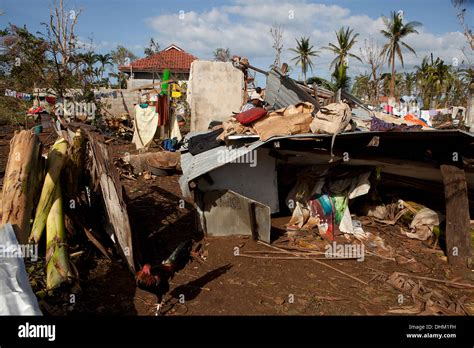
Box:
[4,88,32,101]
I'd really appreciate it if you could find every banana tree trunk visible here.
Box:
[29,138,68,244]
[46,185,72,290]
[1,130,43,244]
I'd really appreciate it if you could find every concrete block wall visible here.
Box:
[97,89,139,119]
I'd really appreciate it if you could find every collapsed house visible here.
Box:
[180,61,474,270]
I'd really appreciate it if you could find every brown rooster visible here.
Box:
[136,240,193,315]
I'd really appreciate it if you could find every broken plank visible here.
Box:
[87,131,135,272]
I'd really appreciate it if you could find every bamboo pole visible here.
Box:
[257,241,368,285]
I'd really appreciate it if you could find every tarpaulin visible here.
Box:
[0,223,42,315]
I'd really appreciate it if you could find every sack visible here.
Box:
[310,102,351,135]
[188,128,224,155]
[235,107,267,125]
[253,112,312,141]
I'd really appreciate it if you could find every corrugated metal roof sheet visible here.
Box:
[264,71,318,110]
[179,129,474,197]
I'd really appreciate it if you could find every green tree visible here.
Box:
[144,38,160,57]
[324,27,361,70]
[289,36,319,83]
[0,24,51,90]
[415,54,466,108]
[108,71,127,89]
[110,45,137,66]
[94,53,113,80]
[380,11,421,98]
[333,63,351,91]
[402,72,416,96]
[306,76,334,91]
[323,27,361,91]
[352,73,371,100]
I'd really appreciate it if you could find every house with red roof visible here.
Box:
[118,44,198,89]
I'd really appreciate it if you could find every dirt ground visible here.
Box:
[1,126,474,316]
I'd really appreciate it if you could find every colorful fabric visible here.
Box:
[403,114,430,128]
[370,116,422,132]
[309,194,348,241]
[156,95,169,126]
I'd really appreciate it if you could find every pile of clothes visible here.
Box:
[285,166,373,241]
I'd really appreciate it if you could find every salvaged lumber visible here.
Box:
[440,164,472,269]
[88,132,135,271]
[1,130,43,244]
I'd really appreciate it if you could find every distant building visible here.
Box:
[118,44,198,90]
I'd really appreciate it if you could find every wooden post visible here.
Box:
[312,83,320,112]
[440,164,472,270]
[1,130,43,244]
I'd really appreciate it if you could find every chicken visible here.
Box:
[136,240,193,315]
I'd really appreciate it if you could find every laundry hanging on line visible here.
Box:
[156,94,169,127]
[4,88,32,100]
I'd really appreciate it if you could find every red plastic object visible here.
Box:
[235,107,267,125]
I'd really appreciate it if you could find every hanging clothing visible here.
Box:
[170,112,182,141]
[132,105,158,149]
[156,95,169,127]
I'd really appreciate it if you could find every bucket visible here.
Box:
[33,125,43,135]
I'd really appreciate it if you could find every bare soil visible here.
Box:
[1,126,473,316]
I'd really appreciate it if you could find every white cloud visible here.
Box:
[145,0,473,81]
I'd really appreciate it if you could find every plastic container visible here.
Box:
[161,69,170,95]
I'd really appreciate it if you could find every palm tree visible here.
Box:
[109,71,128,89]
[402,72,416,96]
[352,73,371,100]
[415,55,451,108]
[324,27,362,70]
[95,53,113,80]
[289,37,319,82]
[333,63,351,91]
[380,11,421,98]
[323,27,361,91]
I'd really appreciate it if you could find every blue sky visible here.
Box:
[1,0,472,82]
